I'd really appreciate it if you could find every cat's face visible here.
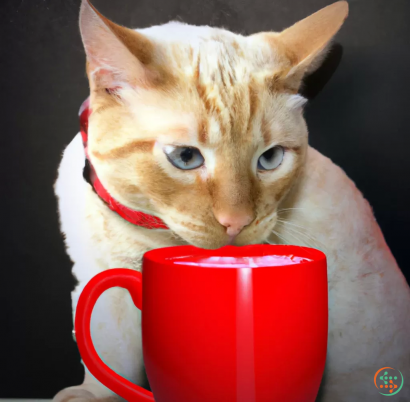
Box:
[81,0,348,249]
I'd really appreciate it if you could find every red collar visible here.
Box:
[79,98,169,230]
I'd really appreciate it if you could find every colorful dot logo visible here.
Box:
[374,367,404,396]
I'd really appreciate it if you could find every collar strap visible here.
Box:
[79,98,169,230]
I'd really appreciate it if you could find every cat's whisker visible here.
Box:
[276,220,323,248]
[281,223,350,264]
[275,220,329,252]
[274,224,311,248]
[276,218,319,234]
[277,206,331,217]
[277,207,307,213]
[268,229,291,245]
[284,228,319,249]
[277,217,315,234]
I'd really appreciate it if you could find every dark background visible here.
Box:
[1,0,410,398]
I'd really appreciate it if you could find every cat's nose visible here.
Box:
[215,212,255,237]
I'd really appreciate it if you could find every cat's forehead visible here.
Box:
[138,22,244,50]
[118,86,300,153]
[140,22,277,81]
[193,39,251,86]
[92,23,303,151]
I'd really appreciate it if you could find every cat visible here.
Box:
[53,0,410,401]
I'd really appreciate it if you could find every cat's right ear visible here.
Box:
[79,0,159,91]
[251,1,348,94]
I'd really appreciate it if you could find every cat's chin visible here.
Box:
[184,239,233,250]
[184,235,268,250]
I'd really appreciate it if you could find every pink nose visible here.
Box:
[215,212,255,237]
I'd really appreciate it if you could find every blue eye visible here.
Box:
[164,146,205,170]
[257,146,284,171]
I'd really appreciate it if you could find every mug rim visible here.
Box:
[143,244,326,269]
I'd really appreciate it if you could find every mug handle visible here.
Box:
[75,268,155,401]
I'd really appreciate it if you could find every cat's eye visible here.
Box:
[164,146,205,170]
[257,146,284,171]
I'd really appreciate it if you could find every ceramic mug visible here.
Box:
[75,244,328,402]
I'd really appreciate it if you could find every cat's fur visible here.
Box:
[54,1,410,401]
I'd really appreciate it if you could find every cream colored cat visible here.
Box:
[54,1,410,401]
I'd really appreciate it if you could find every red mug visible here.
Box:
[75,244,328,402]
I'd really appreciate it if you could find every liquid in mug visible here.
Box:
[170,254,312,268]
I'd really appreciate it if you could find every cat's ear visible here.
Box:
[79,0,163,90]
[254,1,348,92]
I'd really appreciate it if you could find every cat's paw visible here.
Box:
[53,387,121,402]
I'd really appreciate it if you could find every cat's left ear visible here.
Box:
[253,1,349,92]
[79,0,172,91]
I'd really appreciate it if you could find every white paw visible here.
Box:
[53,387,121,402]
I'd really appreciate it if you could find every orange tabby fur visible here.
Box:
[54,2,410,401]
